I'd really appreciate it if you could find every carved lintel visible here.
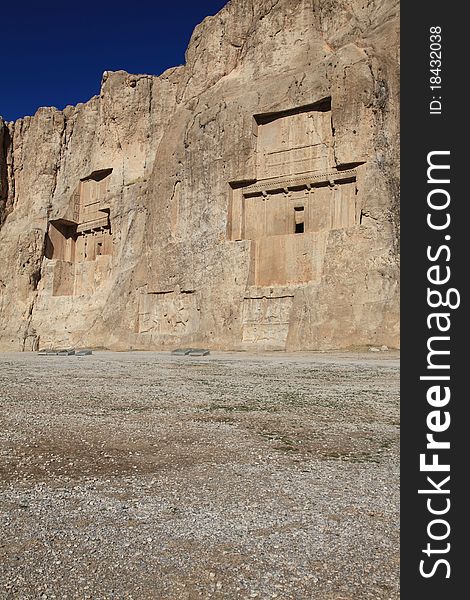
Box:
[241,168,357,195]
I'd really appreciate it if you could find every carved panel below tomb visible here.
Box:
[242,295,294,349]
[44,169,113,296]
[138,290,199,335]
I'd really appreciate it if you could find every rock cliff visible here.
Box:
[0,0,399,352]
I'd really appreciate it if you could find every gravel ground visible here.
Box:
[0,350,399,600]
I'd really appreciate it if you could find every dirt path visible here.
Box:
[0,351,399,599]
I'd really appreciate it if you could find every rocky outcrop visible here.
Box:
[0,0,399,352]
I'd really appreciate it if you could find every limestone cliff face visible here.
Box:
[0,0,399,352]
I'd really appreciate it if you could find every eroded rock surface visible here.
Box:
[0,0,399,352]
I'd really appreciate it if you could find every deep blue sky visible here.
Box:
[1,0,228,122]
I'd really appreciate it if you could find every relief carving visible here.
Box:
[255,99,334,179]
[242,295,294,349]
[138,289,199,335]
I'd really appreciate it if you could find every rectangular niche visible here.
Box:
[45,220,77,262]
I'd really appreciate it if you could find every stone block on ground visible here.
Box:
[187,349,210,357]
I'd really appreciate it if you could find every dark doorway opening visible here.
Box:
[294,206,305,234]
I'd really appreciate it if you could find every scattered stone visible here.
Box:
[57,348,76,356]
[187,349,210,357]
[171,348,210,356]
[39,348,77,356]
[76,349,93,356]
